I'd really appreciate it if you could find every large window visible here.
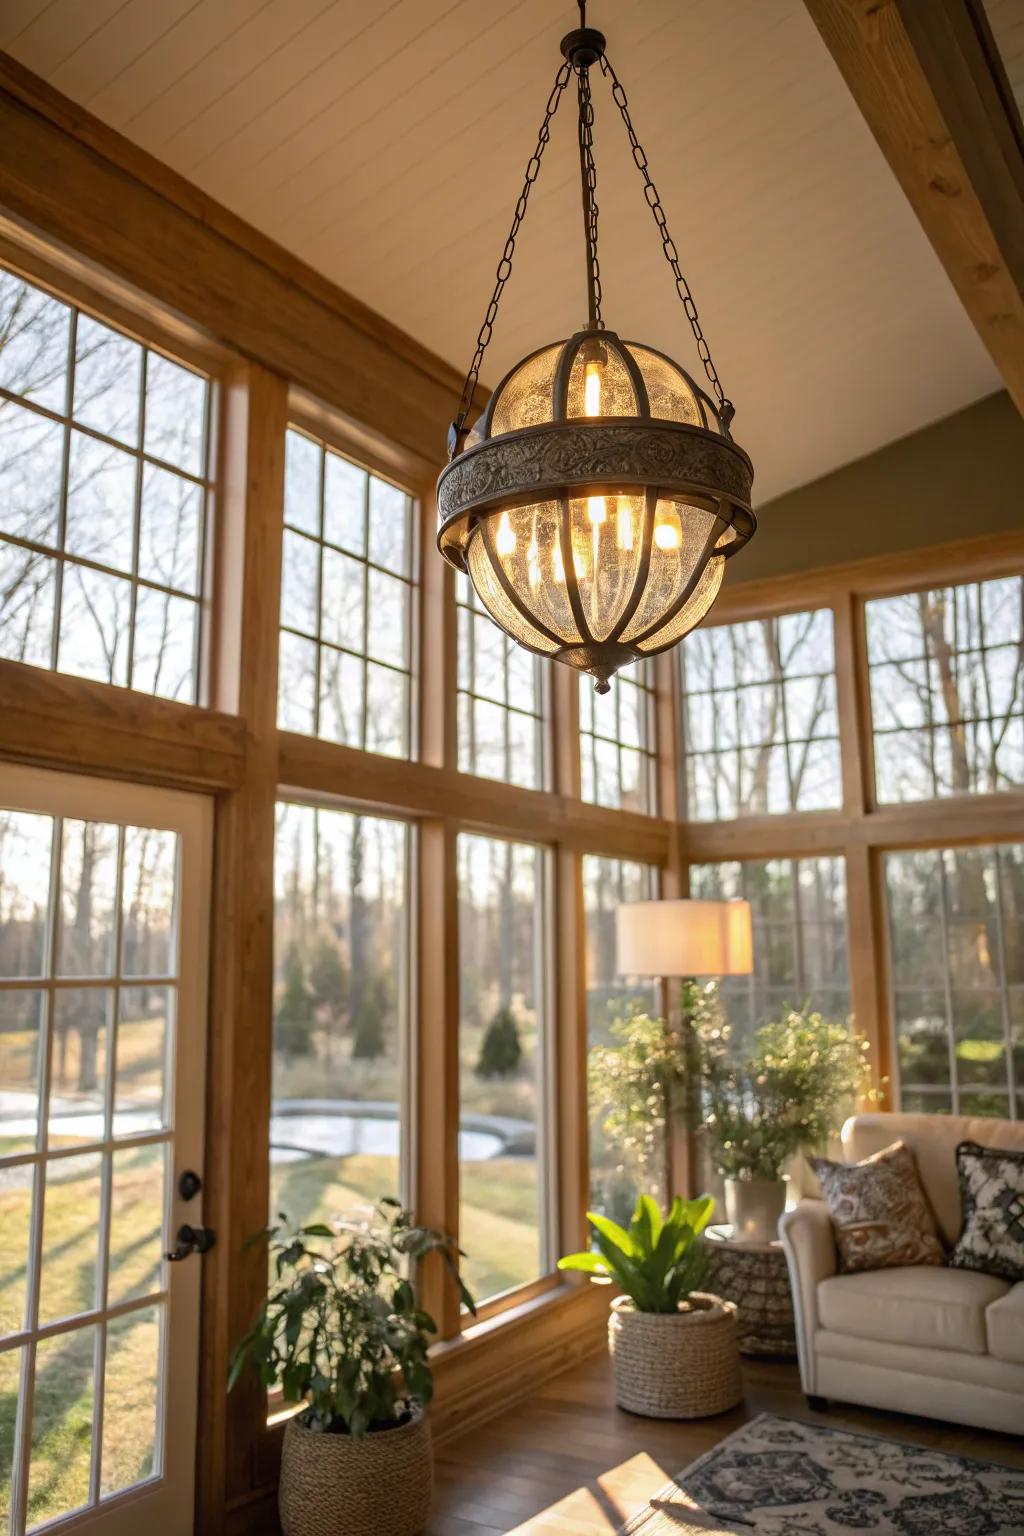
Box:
[579,663,657,812]
[457,834,548,1305]
[885,843,1022,1120]
[456,573,546,788]
[690,857,850,1055]
[680,609,841,819]
[271,803,410,1228]
[0,266,211,701]
[583,856,659,1220]
[277,428,417,758]
[867,576,1024,803]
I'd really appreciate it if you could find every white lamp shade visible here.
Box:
[616,898,753,979]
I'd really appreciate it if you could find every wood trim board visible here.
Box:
[0,54,474,467]
[801,0,1024,412]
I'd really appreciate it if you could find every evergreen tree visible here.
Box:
[351,972,390,1061]
[275,945,315,1059]
[310,934,347,1020]
[476,1005,522,1079]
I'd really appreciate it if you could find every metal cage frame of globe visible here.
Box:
[437,328,755,685]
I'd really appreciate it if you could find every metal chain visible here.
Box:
[600,53,731,417]
[577,64,604,329]
[450,60,572,453]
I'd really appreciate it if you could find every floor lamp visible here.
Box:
[616,898,753,1199]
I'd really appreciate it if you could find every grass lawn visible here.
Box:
[0,1150,163,1523]
[0,1014,166,1529]
[270,1148,542,1305]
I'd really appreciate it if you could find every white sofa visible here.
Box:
[779,1111,1024,1435]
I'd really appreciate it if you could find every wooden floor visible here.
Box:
[427,1350,1024,1535]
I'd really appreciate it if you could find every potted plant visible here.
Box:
[559,1193,741,1418]
[230,1199,475,1536]
[700,1007,874,1242]
[587,1006,693,1217]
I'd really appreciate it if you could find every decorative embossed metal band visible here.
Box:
[436,419,754,553]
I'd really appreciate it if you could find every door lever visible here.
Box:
[165,1223,215,1262]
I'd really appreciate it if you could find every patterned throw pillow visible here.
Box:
[949,1140,1024,1282]
[810,1139,943,1273]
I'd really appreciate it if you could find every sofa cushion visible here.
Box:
[842,1113,1024,1246]
[986,1282,1024,1365]
[817,1265,1008,1354]
[950,1141,1024,1282]
[810,1140,943,1272]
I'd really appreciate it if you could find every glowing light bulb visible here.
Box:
[553,543,565,583]
[654,517,681,551]
[527,523,540,590]
[587,494,606,525]
[589,516,601,630]
[617,501,633,551]
[496,510,516,557]
[584,359,602,417]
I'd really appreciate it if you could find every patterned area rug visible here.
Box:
[620,1414,1024,1535]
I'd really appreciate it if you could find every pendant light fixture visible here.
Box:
[437,3,755,693]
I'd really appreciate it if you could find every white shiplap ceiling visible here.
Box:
[985,0,1024,123]
[1,0,1002,502]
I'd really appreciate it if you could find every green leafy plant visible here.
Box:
[588,1008,686,1198]
[229,1200,475,1437]
[558,1193,713,1313]
[700,1006,876,1181]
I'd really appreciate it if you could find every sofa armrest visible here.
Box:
[779,1200,837,1396]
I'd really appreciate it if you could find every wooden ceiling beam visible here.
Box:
[803,0,1024,413]
[0,54,474,467]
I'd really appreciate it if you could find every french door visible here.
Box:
[0,766,211,1535]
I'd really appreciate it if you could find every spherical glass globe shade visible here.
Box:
[437,329,754,690]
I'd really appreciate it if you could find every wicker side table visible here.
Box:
[705,1223,797,1358]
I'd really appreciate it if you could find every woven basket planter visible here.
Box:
[278,1405,432,1536]
[608,1292,742,1419]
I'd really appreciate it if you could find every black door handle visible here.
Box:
[165,1223,215,1262]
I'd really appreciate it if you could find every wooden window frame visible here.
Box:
[280,408,422,762]
[578,660,659,816]
[881,841,1024,1119]
[681,532,1024,1105]
[0,238,227,710]
[454,575,551,793]
[679,608,843,824]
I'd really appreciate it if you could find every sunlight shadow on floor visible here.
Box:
[503,1451,676,1535]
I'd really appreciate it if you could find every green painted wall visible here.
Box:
[730,391,1023,584]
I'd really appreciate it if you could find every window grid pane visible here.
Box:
[270,803,411,1229]
[681,609,841,820]
[457,834,548,1306]
[456,574,546,789]
[277,427,417,759]
[884,843,1021,1120]
[0,266,210,703]
[0,806,179,1531]
[689,857,850,1060]
[579,663,657,813]
[867,577,1024,803]
[583,856,660,1222]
